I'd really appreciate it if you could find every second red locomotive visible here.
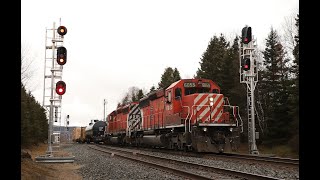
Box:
[105,78,242,153]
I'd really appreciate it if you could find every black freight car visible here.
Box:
[85,120,107,144]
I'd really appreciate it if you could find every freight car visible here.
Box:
[105,78,243,153]
[85,120,107,144]
[72,126,86,143]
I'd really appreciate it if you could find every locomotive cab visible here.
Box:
[164,78,242,153]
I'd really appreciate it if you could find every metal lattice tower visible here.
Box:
[240,26,259,155]
[42,22,65,155]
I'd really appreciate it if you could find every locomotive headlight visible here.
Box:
[209,97,214,106]
[203,127,207,132]
[229,128,233,132]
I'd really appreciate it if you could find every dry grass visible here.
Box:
[258,144,299,159]
[21,143,83,180]
[237,143,299,158]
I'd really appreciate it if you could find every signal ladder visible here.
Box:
[42,22,65,150]
[246,85,254,153]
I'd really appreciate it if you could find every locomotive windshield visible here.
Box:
[183,81,219,95]
[184,87,211,95]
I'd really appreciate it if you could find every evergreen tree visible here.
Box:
[137,89,145,100]
[259,27,292,144]
[196,34,229,88]
[173,67,181,82]
[21,83,48,147]
[221,36,237,99]
[21,84,31,145]
[149,85,156,93]
[228,36,247,117]
[158,67,181,89]
[287,14,299,153]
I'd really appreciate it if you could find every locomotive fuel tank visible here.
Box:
[142,135,168,147]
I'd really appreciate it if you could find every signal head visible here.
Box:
[242,26,252,44]
[57,26,67,36]
[57,46,67,65]
[56,81,66,95]
[243,57,251,71]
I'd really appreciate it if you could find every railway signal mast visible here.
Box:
[240,26,259,155]
[37,20,74,162]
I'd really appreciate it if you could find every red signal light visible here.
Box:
[56,81,66,95]
[244,37,248,43]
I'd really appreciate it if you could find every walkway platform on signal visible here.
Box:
[35,154,75,163]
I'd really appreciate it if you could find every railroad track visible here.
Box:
[115,145,298,168]
[208,152,299,167]
[89,144,283,180]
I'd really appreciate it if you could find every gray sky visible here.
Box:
[21,0,299,127]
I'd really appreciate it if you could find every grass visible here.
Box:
[236,143,299,159]
[258,144,299,159]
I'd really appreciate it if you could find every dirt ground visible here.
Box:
[21,143,83,180]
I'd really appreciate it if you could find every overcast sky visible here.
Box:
[21,0,299,127]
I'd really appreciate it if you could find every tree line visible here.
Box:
[21,83,48,147]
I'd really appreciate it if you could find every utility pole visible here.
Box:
[65,115,70,142]
[104,99,107,121]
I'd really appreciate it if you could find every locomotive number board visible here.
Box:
[183,82,211,88]
[184,82,196,87]
[201,82,211,88]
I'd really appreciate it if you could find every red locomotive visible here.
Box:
[105,78,242,153]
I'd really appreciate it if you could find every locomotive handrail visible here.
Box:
[224,97,243,131]
[224,97,242,130]
[183,106,190,133]
[224,97,230,106]
[176,96,190,133]
[222,105,237,126]
[222,105,243,133]
[235,106,243,133]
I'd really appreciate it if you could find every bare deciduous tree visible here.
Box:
[21,42,38,92]
[118,86,148,106]
[21,44,32,85]
[280,8,299,54]
[280,8,299,79]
